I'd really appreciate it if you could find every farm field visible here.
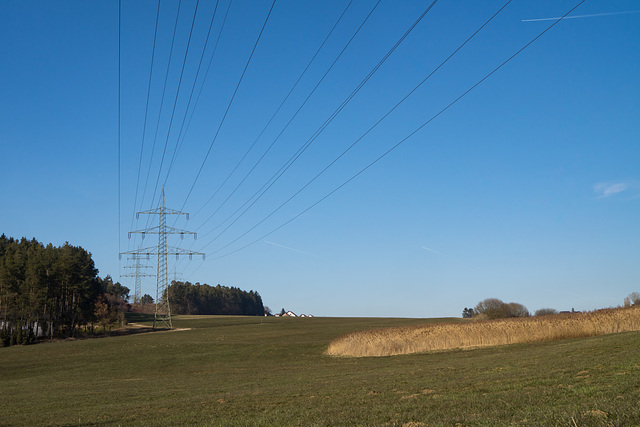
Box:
[1,315,639,426]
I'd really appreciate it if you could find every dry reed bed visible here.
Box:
[326,306,640,357]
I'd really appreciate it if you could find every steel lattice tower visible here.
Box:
[122,254,154,304]
[121,188,204,329]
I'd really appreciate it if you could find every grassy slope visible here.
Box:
[0,315,639,426]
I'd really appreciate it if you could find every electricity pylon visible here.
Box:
[121,188,204,329]
[171,267,182,286]
[122,254,154,304]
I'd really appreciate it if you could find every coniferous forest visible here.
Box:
[0,235,128,346]
[167,281,264,316]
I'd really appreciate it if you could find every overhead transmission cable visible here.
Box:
[203,0,587,262]
[148,0,202,208]
[173,0,371,273]
[162,0,222,188]
[163,0,233,195]
[172,0,356,273]
[165,0,232,276]
[157,0,222,277]
[190,0,381,233]
[194,0,439,248]
[138,0,183,230]
[190,0,355,220]
[177,0,278,215]
[128,0,162,253]
[198,0,511,255]
[117,0,122,268]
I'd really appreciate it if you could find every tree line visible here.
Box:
[464,292,640,319]
[167,281,264,316]
[0,235,128,346]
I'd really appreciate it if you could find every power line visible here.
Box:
[145,0,232,278]
[197,0,483,254]
[140,0,184,222]
[178,0,278,215]
[150,0,202,205]
[162,0,222,188]
[202,0,510,254]
[117,0,122,270]
[195,0,439,249]
[171,0,360,273]
[163,0,233,195]
[130,0,162,237]
[191,0,384,236]
[190,0,355,220]
[206,0,587,260]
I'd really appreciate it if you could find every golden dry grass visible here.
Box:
[326,306,640,357]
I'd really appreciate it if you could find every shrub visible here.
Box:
[474,298,529,319]
[505,302,530,318]
[535,308,558,316]
[475,298,507,319]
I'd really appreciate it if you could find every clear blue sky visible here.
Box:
[1,1,638,317]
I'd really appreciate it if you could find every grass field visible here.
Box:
[1,314,639,426]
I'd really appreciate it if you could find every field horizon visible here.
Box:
[1,314,639,425]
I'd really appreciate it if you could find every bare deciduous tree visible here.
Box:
[474,298,530,319]
[624,292,640,307]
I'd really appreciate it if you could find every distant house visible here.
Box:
[275,311,314,318]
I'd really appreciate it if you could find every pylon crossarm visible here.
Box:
[120,246,157,257]
[137,207,187,217]
[129,226,197,238]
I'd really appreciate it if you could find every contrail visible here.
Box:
[523,10,640,22]
[422,246,443,255]
[264,240,314,256]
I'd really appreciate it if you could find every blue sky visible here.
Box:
[1,0,638,317]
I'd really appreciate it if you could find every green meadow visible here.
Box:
[1,315,639,426]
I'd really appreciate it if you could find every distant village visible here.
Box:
[273,310,314,318]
